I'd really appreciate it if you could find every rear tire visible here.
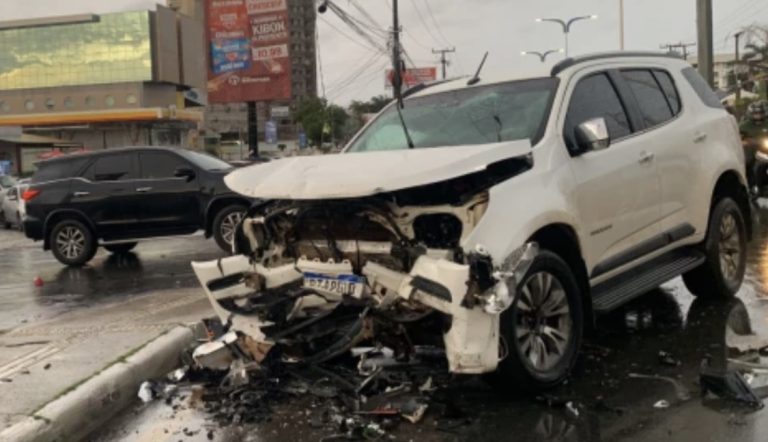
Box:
[50,219,97,267]
[104,242,138,254]
[212,204,247,253]
[488,250,583,393]
[683,197,747,299]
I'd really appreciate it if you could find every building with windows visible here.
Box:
[0,6,206,174]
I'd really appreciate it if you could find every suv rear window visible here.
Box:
[682,67,723,109]
[621,69,674,128]
[31,158,88,183]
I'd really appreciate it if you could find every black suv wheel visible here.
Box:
[50,219,97,267]
[212,204,247,253]
[104,242,138,254]
[488,250,584,393]
[683,197,747,298]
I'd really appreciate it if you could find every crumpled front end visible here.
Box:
[192,157,535,374]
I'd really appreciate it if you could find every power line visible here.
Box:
[422,0,452,47]
[408,0,443,46]
[318,15,386,54]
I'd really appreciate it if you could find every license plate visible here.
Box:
[303,272,365,297]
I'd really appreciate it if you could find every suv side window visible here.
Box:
[621,69,674,128]
[564,73,632,151]
[653,70,681,115]
[139,152,189,179]
[84,154,136,182]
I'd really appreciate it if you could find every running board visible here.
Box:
[591,248,706,313]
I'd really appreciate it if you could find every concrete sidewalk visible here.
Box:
[0,286,210,434]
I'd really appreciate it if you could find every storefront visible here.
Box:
[0,129,81,176]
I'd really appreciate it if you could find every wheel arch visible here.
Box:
[43,209,96,250]
[204,196,251,238]
[711,170,752,240]
[528,223,594,328]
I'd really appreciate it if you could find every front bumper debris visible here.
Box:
[191,242,538,374]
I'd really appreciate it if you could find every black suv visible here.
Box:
[23,147,252,266]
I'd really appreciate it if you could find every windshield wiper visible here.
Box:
[395,99,415,149]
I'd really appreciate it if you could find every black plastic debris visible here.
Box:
[700,359,764,410]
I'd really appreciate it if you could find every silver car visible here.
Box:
[1,178,27,231]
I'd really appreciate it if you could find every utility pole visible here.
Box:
[660,42,696,60]
[391,0,403,100]
[432,47,456,79]
[697,0,714,87]
[735,31,744,104]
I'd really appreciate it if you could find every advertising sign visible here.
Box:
[385,67,438,88]
[205,0,292,103]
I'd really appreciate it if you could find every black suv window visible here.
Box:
[32,158,89,183]
[653,70,681,115]
[140,152,190,179]
[621,69,674,128]
[565,73,632,151]
[682,67,723,109]
[85,154,136,182]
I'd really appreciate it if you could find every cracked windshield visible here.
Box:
[0,1,767,442]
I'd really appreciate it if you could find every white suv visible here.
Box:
[193,52,750,392]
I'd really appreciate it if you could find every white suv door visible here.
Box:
[562,71,662,279]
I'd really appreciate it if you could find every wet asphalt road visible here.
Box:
[93,200,768,442]
[0,229,224,333]
[6,204,768,440]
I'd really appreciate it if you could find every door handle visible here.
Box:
[693,133,708,143]
[136,187,152,193]
[73,191,90,197]
[639,151,655,164]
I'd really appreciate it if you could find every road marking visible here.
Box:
[0,345,60,379]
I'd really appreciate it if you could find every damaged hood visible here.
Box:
[224,141,532,200]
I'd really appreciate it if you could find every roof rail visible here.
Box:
[551,51,684,76]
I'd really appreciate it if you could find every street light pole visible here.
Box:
[735,31,744,104]
[619,0,625,50]
[536,15,598,57]
[521,49,565,63]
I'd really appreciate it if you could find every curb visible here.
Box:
[0,325,194,442]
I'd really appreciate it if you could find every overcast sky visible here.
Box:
[1,0,767,105]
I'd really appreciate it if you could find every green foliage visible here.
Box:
[294,97,349,146]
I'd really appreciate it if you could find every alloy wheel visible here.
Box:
[515,271,572,373]
[220,211,244,246]
[718,212,741,285]
[56,226,86,260]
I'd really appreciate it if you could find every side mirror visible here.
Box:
[174,167,196,182]
[575,117,611,154]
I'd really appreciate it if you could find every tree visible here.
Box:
[347,95,393,134]
[294,97,349,146]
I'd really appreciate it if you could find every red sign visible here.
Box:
[385,67,438,88]
[205,0,292,103]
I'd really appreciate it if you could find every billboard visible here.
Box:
[205,0,292,103]
[385,67,438,88]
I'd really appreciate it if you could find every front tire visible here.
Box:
[683,197,747,299]
[50,219,97,267]
[212,204,247,253]
[489,250,584,393]
[104,242,138,254]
